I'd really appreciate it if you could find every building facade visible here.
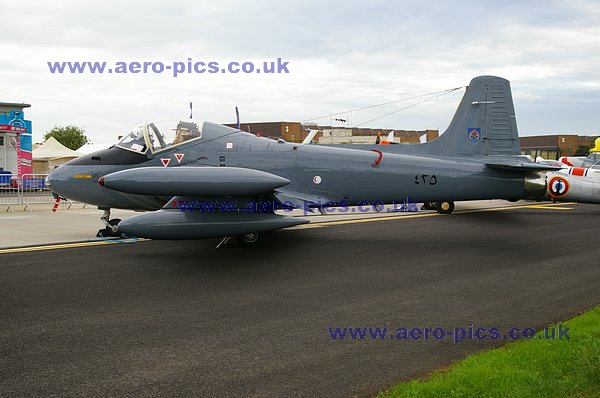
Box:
[226,121,438,144]
[520,134,599,159]
[225,121,317,143]
[317,127,438,145]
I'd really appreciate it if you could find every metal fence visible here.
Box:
[0,173,20,211]
[0,173,80,211]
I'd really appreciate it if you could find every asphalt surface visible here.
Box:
[1,203,600,397]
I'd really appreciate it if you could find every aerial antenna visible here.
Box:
[189,101,193,119]
[357,87,463,127]
[301,86,463,124]
[235,106,241,130]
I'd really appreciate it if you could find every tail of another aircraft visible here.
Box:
[430,75,521,157]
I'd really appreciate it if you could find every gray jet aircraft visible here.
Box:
[47,76,559,245]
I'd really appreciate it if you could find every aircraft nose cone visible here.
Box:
[47,167,68,196]
[46,165,95,201]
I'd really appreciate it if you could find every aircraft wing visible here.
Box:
[99,166,309,239]
[273,189,337,212]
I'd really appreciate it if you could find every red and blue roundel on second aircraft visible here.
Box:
[548,176,570,197]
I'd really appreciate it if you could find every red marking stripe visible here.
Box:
[371,149,383,166]
[571,167,586,176]
[560,157,574,167]
[52,197,61,213]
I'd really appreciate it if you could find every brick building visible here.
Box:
[225,121,438,144]
[520,134,599,159]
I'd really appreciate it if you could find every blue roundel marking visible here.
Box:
[468,128,481,142]
[555,179,564,192]
[549,176,569,196]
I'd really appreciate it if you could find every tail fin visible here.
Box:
[301,128,319,145]
[435,76,520,156]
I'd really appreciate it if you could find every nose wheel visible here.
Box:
[97,208,127,238]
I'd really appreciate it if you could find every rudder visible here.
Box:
[435,76,520,157]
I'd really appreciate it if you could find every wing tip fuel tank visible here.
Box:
[118,211,309,239]
[100,167,290,197]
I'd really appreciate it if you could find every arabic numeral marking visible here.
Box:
[414,174,438,185]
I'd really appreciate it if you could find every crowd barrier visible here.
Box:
[0,174,81,211]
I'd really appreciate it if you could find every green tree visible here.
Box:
[44,125,90,150]
[573,145,590,156]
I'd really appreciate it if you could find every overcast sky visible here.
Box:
[2,0,600,144]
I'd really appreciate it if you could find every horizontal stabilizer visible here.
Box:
[485,161,563,172]
[100,166,290,196]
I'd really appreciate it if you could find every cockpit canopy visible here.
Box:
[581,152,600,169]
[116,119,203,154]
[580,138,600,169]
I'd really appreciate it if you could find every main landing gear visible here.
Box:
[435,201,455,214]
[421,202,437,210]
[421,201,455,214]
[216,232,261,249]
[96,208,126,238]
[237,232,260,246]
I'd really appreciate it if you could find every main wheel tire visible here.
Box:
[435,201,455,214]
[237,233,260,246]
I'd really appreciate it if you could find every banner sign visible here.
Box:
[0,110,32,178]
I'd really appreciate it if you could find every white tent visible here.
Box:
[77,142,113,154]
[32,137,82,174]
[33,136,82,160]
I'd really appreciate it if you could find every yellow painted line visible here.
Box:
[526,205,574,210]
[455,202,576,215]
[299,211,442,228]
[295,202,577,229]
[0,202,577,253]
[0,238,149,255]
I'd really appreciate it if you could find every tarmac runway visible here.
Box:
[1,202,600,397]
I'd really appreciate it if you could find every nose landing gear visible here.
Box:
[96,208,127,238]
